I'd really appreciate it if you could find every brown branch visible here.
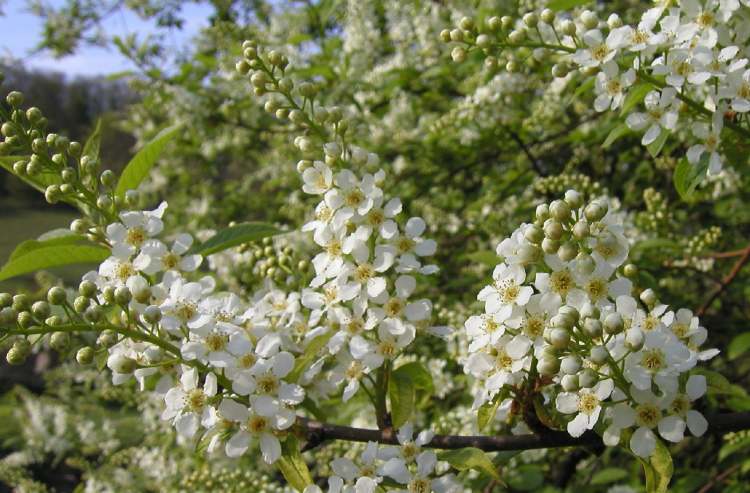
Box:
[697,244,750,316]
[696,463,741,493]
[296,412,750,452]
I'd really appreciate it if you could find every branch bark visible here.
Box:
[697,244,750,316]
[297,412,750,452]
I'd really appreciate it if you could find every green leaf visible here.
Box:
[548,0,591,12]
[189,222,282,256]
[388,371,415,429]
[646,128,669,158]
[276,435,312,492]
[620,83,652,116]
[0,155,63,194]
[466,250,498,267]
[719,434,750,461]
[95,350,108,372]
[83,119,103,160]
[567,76,595,106]
[115,124,182,198]
[507,464,544,491]
[477,398,501,432]
[602,123,630,149]
[673,157,707,200]
[438,447,501,481]
[288,331,335,383]
[0,244,110,282]
[648,439,673,493]
[393,362,434,393]
[591,468,629,485]
[728,332,750,360]
[10,233,89,261]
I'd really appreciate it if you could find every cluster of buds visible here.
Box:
[464,190,717,458]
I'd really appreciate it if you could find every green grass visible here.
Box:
[0,200,86,291]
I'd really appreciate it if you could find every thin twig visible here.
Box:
[696,463,741,493]
[296,412,750,452]
[697,244,750,316]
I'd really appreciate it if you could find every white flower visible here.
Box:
[625,89,679,145]
[302,161,333,195]
[624,329,694,393]
[162,368,217,438]
[105,202,167,257]
[380,422,434,464]
[350,321,415,370]
[478,263,533,321]
[381,450,461,493]
[136,233,202,274]
[687,116,723,175]
[572,29,626,68]
[218,396,292,463]
[556,379,614,437]
[325,441,382,492]
[159,277,210,332]
[664,374,709,438]
[594,61,636,112]
[392,217,438,274]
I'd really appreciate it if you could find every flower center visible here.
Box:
[163,252,180,270]
[326,240,342,257]
[256,374,279,395]
[586,278,607,301]
[114,262,136,281]
[316,204,332,222]
[591,44,610,62]
[738,83,750,99]
[635,403,662,428]
[578,391,600,415]
[345,189,364,207]
[524,316,545,338]
[126,227,147,247]
[367,209,385,227]
[550,269,574,297]
[606,79,622,95]
[397,237,416,253]
[346,319,364,334]
[669,394,690,416]
[324,286,339,304]
[355,263,375,282]
[495,350,513,370]
[409,479,431,493]
[186,388,206,411]
[697,11,714,28]
[205,333,228,352]
[174,301,197,322]
[248,415,269,433]
[641,348,666,372]
[671,323,689,338]
[384,298,404,317]
[345,360,363,380]
[402,442,418,460]
[378,340,398,358]
[238,353,257,369]
[642,315,658,331]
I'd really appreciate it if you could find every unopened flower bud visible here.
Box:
[536,204,550,221]
[522,13,538,28]
[575,252,595,276]
[580,302,599,320]
[540,8,555,24]
[584,200,608,221]
[100,169,116,187]
[6,91,23,108]
[604,312,624,334]
[50,332,70,351]
[580,10,598,29]
[623,264,638,278]
[114,286,132,305]
[550,200,571,222]
[47,287,67,305]
[537,356,560,376]
[590,345,609,364]
[558,242,578,262]
[561,356,582,375]
[45,315,62,326]
[486,16,502,31]
[578,368,597,387]
[31,301,51,319]
[550,328,570,349]
[583,317,602,337]
[17,311,34,329]
[439,29,451,42]
[12,294,30,312]
[561,374,579,391]
[451,47,467,63]
[640,289,657,307]
[607,13,623,29]
[6,346,25,365]
[541,238,559,254]
[625,328,645,351]
[543,219,563,241]
[76,346,95,365]
[524,224,544,244]
[476,34,491,49]
[459,17,474,31]
[449,29,463,42]
[551,63,569,78]
[143,305,163,324]
[98,330,117,347]
[572,220,589,239]
[508,29,525,44]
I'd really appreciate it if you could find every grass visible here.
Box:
[0,198,86,292]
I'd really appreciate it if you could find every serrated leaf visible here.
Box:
[646,128,669,158]
[591,467,629,485]
[276,435,312,492]
[10,233,89,261]
[288,331,335,383]
[393,362,434,393]
[115,124,182,198]
[620,83,652,116]
[602,123,630,149]
[438,447,501,481]
[548,0,591,12]
[83,119,103,160]
[388,371,415,429]
[0,244,110,282]
[189,222,281,256]
[728,332,750,360]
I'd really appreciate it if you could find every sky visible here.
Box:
[0,0,213,77]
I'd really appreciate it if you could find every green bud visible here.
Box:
[68,141,82,157]
[17,311,34,329]
[487,16,502,31]
[13,160,27,175]
[114,286,132,305]
[6,347,25,365]
[288,109,305,125]
[537,356,560,376]
[558,242,578,262]
[0,293,11,308]
[549,328,570,349]
[26,107,43,123]
[235,60,251,75]
[561,20,577,36]
[580,10,598,30]
[623,264,638,278]
[584,201,607,221]
[560,355,581,375]
[640,289,657,306]
[45,184,61,204]
[590,345,609,365]
[143,305,162,324]
[505,60,519,72]
[475,34,491,49]
[96,195,113,209]
[459,16,474,31]
[70,219,89,234]
[59,183,74,195]
[97,330,117,347]
[31,301,51,319]
[5,91,23,107]
[541,8,555,24]
[522,12,538,28]
[572,220,589,239]
[73,296,90,313]
[582,317,602,337]
[439,28,451,42]
[100,169,116,187]
[625,328,645,351]
[60,167,75,183]
[508,29,525,44]
[31,138,46,153]
[549,199,571,222]
[543,219,563,240]
[76,346,95,365]
[250,71,268,88]
[47,287,67,305]
[124,190,140,208]
[102,286,116,304]
[535,203,550,221]
[78,280,97,298]
[580,302,599,320]
[45,315,63,326]
[298,82,317,98]
[541,238,559,254]
[1,122,16,137]
[278,77,294,92]
[50,332,70,351]
[84,305,103,323]
[578,368,597,388]
[12,294,30,312]
[561,374,579,391]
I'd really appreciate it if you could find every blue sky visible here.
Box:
[0,0,212,77]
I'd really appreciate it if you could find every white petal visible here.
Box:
[226,430,251,457]
[630,427,657,458]
[657,415,686,443]
[260,432,282,463]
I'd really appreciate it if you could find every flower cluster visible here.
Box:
[442,1,750,177]
[464,190,718,458]
[304,424,461,493]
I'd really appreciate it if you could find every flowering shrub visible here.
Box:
[1,1,750,492]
